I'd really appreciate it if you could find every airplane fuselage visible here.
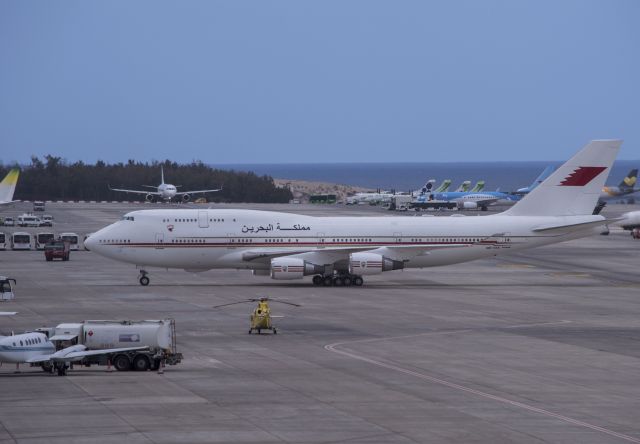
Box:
[0,332,55,363]
[87,209,603,272]
[157,183,178,200]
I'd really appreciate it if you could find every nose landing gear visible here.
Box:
[138,270,150,286]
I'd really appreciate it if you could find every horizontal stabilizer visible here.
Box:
[532,218,614,232]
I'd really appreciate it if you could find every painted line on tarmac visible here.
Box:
[325,325,640,444]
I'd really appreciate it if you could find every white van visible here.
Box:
[11,232,32,250]
[17,214,41,227]
[0,232,6,250]
[36,232,56,250]
[60,232,80,251]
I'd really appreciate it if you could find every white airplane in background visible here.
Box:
[110,166,221,203]
[0,329,147,376]
[87,140,622,287]
[0,169,20,206]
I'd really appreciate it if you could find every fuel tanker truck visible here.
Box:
[37,319,182,372]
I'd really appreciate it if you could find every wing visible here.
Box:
[175,188,222,196]
[109,187,160,196]
[242,243,470,264]
[25,354,54,364]
[57,346,149,362]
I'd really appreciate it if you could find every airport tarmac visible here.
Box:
[1,202,640,443]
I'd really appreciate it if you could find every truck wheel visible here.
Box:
[150,358,160,371]
[113,354,131,371]
[46,257,52,262]
[132,354,150,371]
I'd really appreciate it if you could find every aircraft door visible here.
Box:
[198,211,209,228]
[155,233,164,249]
[316,232,326,248]
[393,232,402,244]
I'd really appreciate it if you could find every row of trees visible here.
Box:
[0,156,292,203]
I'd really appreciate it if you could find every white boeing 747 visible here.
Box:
[87,140,622,287]
[110,166,221,203]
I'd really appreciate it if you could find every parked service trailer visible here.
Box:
[38,319,182,372]
[0,232,6,250]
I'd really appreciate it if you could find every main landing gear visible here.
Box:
[312,274,364,287]
[138,270,150,286]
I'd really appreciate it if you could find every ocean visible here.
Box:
[217,160,640,192]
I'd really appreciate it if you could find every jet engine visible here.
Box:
[270,258,324,280]
[457,201,478,209]
[145,193,155,202]
[620,211,640,230]
[182,194,191,203]
[348,252,404,275]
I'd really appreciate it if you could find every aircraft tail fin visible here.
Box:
[470,180,485,192]
[619,169,637,190]
[455,181,471,192]
[0,169,20,203]
[435,179,451,193]
[504,140,622,217]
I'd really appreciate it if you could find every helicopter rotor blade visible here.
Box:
[267,300,301,307]
[212,300,253,309]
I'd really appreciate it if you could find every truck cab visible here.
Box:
[44,240,70,261]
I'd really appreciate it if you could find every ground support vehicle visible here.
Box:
[36,232,56,250]
[11,232,31,250]
[40,215,54,227]
[0,232,6,250]
[38,319,182,372]
[0,277,16,301]
[44,240,70,261]
[60,232,80,251]
[17,214,41,227]
[33,201,45,211]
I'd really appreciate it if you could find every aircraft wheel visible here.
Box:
[343,276,352,286]
[139,276,150,286]
[312,275,323,286]
[322,276,333,286]
[273,328,277,334]
[113,354,132,371]
[353,276,364,286]
[41,362,53,373]
[132,354,150,371]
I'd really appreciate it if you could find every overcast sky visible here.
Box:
[1,1,638,164]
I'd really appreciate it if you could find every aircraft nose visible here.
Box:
[84,233,97,251]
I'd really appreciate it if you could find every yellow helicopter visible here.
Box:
[213,297,300,334]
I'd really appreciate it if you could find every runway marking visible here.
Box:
[325,324,640,444]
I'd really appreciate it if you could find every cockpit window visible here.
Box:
[122,216,135,221]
